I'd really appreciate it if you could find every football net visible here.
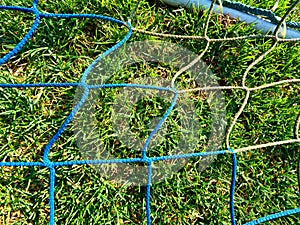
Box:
[0,0,299,224]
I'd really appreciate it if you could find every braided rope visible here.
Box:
[223,0,300,29]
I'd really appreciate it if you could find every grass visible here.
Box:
[0,0,300,224]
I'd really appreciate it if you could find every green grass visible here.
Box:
[0,0,300,224]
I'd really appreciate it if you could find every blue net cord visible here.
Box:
[0,0,299,224]
[146,161,152,225]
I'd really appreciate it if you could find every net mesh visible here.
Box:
[0,0,299,224]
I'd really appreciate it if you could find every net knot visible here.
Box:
[44,158,54,168]
[228,148,235,154]
[274,16,287,38]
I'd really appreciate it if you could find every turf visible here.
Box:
[0,0,299,224]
